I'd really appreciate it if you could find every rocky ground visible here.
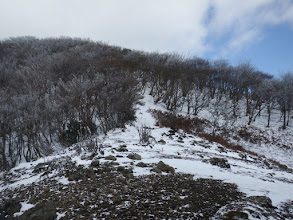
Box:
[0,155,292,219]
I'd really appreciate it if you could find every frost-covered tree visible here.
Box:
[277,72,293,129]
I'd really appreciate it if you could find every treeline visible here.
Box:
[0,37,139,170]
[143,55,293,130]
[0,36,292,170]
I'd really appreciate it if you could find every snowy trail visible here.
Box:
[99,92,293,206]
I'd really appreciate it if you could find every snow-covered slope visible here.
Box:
[0,92,292,219]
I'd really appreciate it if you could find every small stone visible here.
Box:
[105,155,117,161]
[112,195,122,204]
[115,145,128,152]
[209,157,230,169]
[90,159,100,167]
[117,166,125,172]
[278,164,288,170]
[44,186,50,193]
[150,167,162,174]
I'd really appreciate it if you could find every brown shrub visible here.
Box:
[149,109,206,133]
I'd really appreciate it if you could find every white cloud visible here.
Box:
[0,0,293,59]
[0,0,210,55]
[206,0,293,57]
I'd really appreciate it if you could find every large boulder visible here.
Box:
[151,161,175,174]
[0,199,21,219]
[22,201,57,220]
[136,162,148,167]
[214,196,279,219]
[127,153,142,160]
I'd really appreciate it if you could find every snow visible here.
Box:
[14,202,35,217]
[0,173,43,192]
[56,176,70,185]
[57,211,66,220]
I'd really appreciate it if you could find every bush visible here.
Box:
[137,125,151,145]
[60,119,97,145]
[150,109,206,133]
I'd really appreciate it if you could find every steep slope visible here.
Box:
[0,92,292,219]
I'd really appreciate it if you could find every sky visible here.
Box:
[0,0,293,76]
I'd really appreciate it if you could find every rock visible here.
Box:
[221,210,249,219]
[121,167,133,178]
[117,166,125,172]
[278,163,288,170]
[44,186,50,193]
[67,172,79,181]
[214,196,278,220]
[246,196,274,208]
[239,153,247,160]
[0,199,21,218]
[168,129,176,135]
[105,155,117,161]
[157,161,175,173]
[136,162,147,167]
[123,173,134,178]
[89,187,96,192]
[150,167,162,174]
[209,157,230,169]
[90,159,100,167]
[150,161,175,174]
[127,153,142,160]
[33,163,49,173]
[158,139,166,145]
[112,195,122,204]
[115,145,128,152]
[85,168,96,179]
[178,137,184,143]
[22,201,57,220]
[121,168,133,174]
[263,160,271,168]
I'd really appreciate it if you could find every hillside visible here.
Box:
[0,37,293,219]
[0,92,293,219]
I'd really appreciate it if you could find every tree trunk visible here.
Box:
[267,105,271,127]
[283,108,287,129]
